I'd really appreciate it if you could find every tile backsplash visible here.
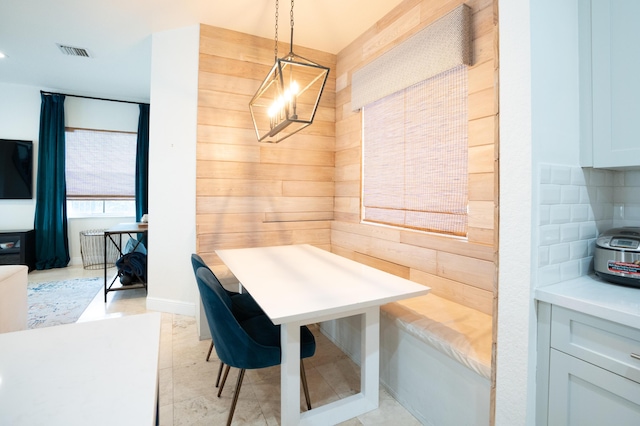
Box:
[537,165,640,286]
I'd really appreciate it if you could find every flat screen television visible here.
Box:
[0,139,33,199]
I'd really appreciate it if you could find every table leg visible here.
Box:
[361,306,380,409]
[281,322,301,426]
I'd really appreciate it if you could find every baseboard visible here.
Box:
[146,297,195,316]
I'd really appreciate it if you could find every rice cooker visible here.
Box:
[594,227,640,288]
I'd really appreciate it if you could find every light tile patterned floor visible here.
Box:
[29,265,421,425]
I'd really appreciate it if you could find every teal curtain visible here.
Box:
[135,103,149,222]
[34,93,70,269]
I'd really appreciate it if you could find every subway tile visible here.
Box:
[549,243,570,264]
[560,223,580,242]
[579,186,591,204]
[571,167,588,186]
[549,205,571,224]
[539,225,561,246]
[571,204,590,222]
[624,170,640,186]
[596,187,613,204]
[540,185,562,205]
[561,186,581,204]
[580,257,593,275]
[539,205,550,225]
[622,203,640,221]
[620,187,640,203]
[595,220,614,235]
[538,246,549,267]
[613,203,624,221]
[538,264,561,286]
[550,165,572,185]
[560,260,581,281]
[535,165,640,285]
[570,240,588,260]
[579,222,597,240]
[589,169,608,186]
[590,204,603,220]
[613,172,625,187]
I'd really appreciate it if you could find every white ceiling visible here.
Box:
[0,0,404,103]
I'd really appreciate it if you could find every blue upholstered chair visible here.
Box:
[195,267,316,425]
[190,254,264,386]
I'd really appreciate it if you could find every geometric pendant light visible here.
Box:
[249,0,330,143]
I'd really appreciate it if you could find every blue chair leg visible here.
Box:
[206,340,225,388]
[218,364,231,397]
[226,369,246,426]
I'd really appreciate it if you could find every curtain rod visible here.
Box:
[40,90,149,106]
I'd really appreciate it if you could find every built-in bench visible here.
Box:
[320,293,492,426]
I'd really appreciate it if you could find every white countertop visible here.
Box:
[535,274,640,329]
[0,312,162,425]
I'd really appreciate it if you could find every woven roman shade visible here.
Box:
[351,4,472,111]
[65,129,137,198]
[362,65,468,236]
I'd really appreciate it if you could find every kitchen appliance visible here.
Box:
[594,227,640,288]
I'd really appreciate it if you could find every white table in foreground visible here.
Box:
[0,312,162,426]
[216,244,430,425]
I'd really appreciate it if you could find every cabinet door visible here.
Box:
[590,0,640,168]
[548,349,640,425]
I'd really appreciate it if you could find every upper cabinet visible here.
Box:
[580,0,640,169]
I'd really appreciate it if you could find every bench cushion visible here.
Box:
[381,293,492,379]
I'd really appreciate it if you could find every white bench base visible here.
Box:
[379,314,490,425]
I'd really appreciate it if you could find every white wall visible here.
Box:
[146,24,199,316]
[0,83,42,230]
[497,0,534,424]
[498,0,582,424]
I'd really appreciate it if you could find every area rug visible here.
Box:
[27,277,103,329]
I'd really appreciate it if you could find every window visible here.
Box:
[362,65,468,236]
[65,128,137,217]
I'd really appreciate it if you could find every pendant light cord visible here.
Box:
[274,0,279,61]
[274,0,296,59]
[289,0,295,54]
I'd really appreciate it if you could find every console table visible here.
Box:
[0,229,35,271]
[103,223,148,302]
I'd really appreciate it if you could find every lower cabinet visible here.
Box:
[548,349,640,425]
[537,303,640,425]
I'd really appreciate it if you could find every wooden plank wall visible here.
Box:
[196,26,337,268]
[333,0,498,317]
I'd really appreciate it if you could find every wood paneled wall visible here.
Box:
[196,26,337,268]
[332,0,498,316]
[196,0,498,316]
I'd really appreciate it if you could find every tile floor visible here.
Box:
[28,265,421,425]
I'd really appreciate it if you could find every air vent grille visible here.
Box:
[57,44,91,58]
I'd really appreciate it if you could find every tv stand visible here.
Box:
[0,230,36,271]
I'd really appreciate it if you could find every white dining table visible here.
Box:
[0,312,162,426]
[216,244,430,425]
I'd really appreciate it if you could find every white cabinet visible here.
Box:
[548,349,640,425]
[579,0,640,169]
[537,303,640,425]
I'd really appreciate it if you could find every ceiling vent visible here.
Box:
[57,43,91,58]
